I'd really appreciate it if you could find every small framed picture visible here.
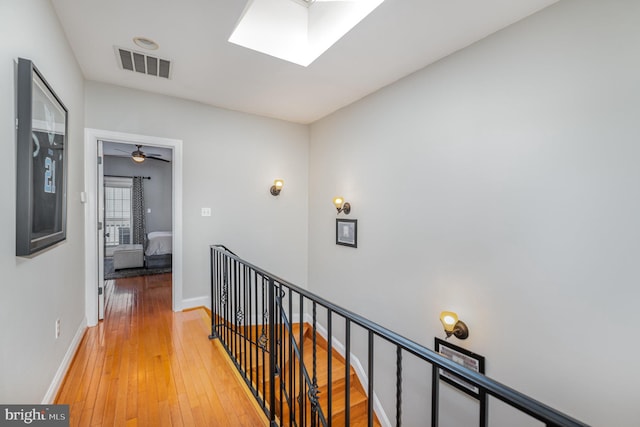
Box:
[336,219,357,248]
[434,338,485,397]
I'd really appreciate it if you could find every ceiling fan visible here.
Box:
[115,145,170,163]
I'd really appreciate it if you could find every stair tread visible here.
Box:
[226,322,381,426]
[301,340,346,372]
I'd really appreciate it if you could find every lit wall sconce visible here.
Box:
[439,311,469,340]
[270,179,284,196]
[333,197,351,215]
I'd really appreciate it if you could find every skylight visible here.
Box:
[229,0,385,67]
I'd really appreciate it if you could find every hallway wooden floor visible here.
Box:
[55,274,268,427]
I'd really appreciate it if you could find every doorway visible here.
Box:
[84,128,183,327]
[100,142,173,319]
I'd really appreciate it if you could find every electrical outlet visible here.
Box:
[55,318,61,339]
[201,207,212,217]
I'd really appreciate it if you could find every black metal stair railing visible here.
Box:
[209,245,590,427]
[209,245,327,426]
[275,290,328,427]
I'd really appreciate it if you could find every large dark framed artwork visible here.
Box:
[15,58,68,256]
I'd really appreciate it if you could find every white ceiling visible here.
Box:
[51,0,558,124]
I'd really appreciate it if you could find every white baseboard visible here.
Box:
[42,317,87,404]
[182,296,210,311]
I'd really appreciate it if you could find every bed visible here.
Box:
[145,231,172,269]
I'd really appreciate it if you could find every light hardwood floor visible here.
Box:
[55,274,268,427]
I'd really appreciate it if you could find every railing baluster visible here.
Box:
[327,309,332,427]
[288,287,294,426]
[216,251,221,337]
[231,259,236,361]
[396,346,402,427]
[345,318,351,427]
[254,270,259,402]
[262,276,267,406]
[311,302,318,427]
[368,331,374,427]
[480,389,488,427]
[299,293,305,427]
[243,265,247,376]
[268,278,276,424]
[234,259,238,358]
[238,265,241,365]
[224,257,230,350]
[431,352,439,427]
[248,268,254,389]
[208,247,216,339]
[278,282,284,426]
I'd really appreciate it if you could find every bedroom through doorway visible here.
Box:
[100,141,174,318]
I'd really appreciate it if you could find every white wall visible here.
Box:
[104,155,173,233]
[308,0,640,426]
[0,0,86,403]
[85,82,309,301]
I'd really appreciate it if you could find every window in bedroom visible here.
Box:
[104,177,132,247]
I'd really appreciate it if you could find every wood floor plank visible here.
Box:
[55,273,268,426]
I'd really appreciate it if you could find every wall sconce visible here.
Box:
[439,311,469,340]
[333,197,351,215]
[270,179,284,196]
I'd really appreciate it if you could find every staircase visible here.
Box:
[211,245,589,427]
[235,322,380,426]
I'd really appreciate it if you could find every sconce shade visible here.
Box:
[270,179,284,196]
[439,311,469,340]
[333,197,344,209]
[440,311,458,333]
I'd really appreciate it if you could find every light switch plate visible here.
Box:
[201,207,212,217]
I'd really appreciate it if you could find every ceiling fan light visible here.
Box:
[131,145,146,163]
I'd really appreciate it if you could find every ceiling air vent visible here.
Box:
[116,47,171,79]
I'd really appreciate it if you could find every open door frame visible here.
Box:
[97,140,105,320]
[84,128,183,326]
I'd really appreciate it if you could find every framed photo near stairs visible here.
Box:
[434,337,485,397]
[336,219,357,248]
[433,338,487,426]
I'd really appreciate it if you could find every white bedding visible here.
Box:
[145,231,172,256]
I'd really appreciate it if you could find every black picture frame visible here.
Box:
[434,337,485,397]
[432,338,487,426]
[16,58,68,256]
[336,218,357,248]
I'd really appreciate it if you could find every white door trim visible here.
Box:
[97,140,105,320]
[84,128,183,326]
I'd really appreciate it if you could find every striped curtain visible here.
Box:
[132,177,146,246]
